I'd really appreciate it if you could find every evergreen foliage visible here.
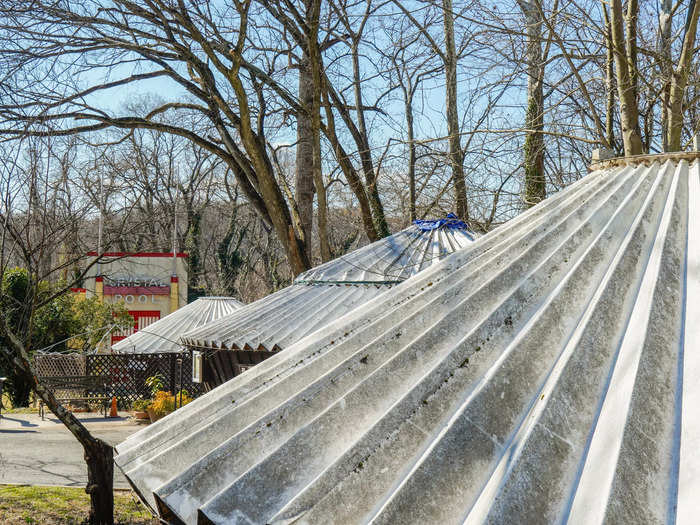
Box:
[0,268,131,407]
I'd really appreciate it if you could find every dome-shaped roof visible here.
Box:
[116,157,700,525]
[180,218,475,352]
[295,217,475,284]
[111,297,243,354]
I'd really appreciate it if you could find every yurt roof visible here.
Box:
[180,219,475,352]
[113,156,700,525]
[111,297,243,354]
[295,215,475,284]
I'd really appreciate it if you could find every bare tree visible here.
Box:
[391,0,470,220]
[0,137,138,524]
[377,16,442,220]
[2,0,699,295]
[0,0,313,274]
[666,0,700,150]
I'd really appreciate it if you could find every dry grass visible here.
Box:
[0,485,158,524]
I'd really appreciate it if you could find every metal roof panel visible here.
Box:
[111,297,243,353]
[113,159,700,525]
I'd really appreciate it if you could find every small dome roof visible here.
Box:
[111,297,243,354]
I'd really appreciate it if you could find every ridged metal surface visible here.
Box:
[180,284,388,351]
[117,158,700,524]
[111,297,243,354]
[296,225,475,284]
[181,223,474,351]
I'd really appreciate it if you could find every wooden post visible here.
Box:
[169,354,176,396]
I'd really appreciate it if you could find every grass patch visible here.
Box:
[0,485,158,524]
[1,393,39,414]
[3,406,39,414]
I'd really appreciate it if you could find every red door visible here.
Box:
[111,310,161,344]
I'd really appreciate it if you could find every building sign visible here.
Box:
[105,286,170,296]
[103,275,170,303]
[104,276,168,288]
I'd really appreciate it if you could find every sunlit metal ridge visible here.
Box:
[117,156,700,524]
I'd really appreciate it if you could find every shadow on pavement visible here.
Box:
[46,416,129,424]
[0,415,39,427]
[2,457,85,486]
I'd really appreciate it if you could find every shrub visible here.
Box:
[148,390,193,418]
[131,399,150,412]
[149,390,174,418]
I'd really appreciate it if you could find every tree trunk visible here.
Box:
[230,102,310,276]
[256,0,380,246]
[307,0,332,262]
[666,0,700,151]
[0,338,114,524]
[351,40,390,238]
[624,0,639,109]
[602,2,616,149]
[519,0,546,208]
[84,440,115,525]
[442,0,468,220]
[659,0,673,151]
[609,0,643,155]
[228,2,311,276]
[320,85,380,242]
[405,94,417,221]
[296,57,315,257]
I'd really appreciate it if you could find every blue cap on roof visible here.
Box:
[413,213,471,232]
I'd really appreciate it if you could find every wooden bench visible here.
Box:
[38,375,111,420]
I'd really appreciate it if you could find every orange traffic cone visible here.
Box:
[109,396,118,418]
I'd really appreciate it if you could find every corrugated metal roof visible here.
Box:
[180,222,474,351]
[117,157,700,524]
[111,297,243,353]
[180,284,387,351]
[295,224,475,284]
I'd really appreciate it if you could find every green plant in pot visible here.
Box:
[145,374,165,396]
[131,399,150,420]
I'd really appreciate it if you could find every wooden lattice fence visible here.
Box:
[34,353,86,376]
[86,353,200,407]
[35,352,201,409]
[34,353,88,399]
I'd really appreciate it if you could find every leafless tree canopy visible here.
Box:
[0,0,698,281]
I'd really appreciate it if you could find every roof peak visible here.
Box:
[590,151,700,171]
[412,213,471,232]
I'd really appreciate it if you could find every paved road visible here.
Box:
[0,412,145,488]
